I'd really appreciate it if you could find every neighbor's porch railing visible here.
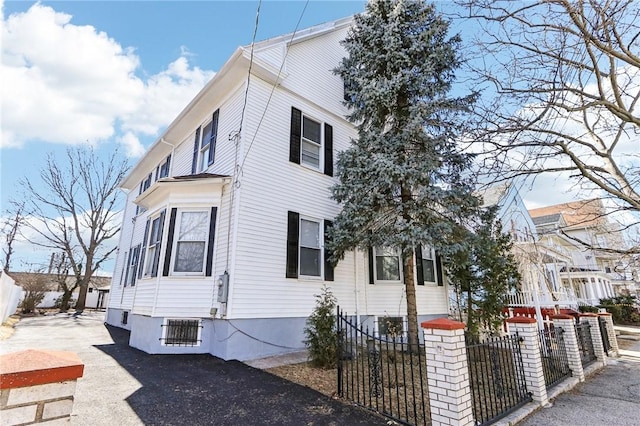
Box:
[507,288,579,310]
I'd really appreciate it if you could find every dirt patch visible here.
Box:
[266,362,338,397]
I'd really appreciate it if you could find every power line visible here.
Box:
[239,0,310,173]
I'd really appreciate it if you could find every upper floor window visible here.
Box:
[289,107,333,176]
[157,155,171,180]
[191,109,220,174]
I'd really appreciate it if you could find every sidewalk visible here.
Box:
[518,325,640,425]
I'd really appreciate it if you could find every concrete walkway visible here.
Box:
[518,326,640,425]
[1,313,385,425]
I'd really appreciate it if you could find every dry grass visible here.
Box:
[267,362,338,397]
[0,315,20,340]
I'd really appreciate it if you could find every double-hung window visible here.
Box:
[420,245,436,283]
[285,211,334,280]
[374,247,402,282]
[191,110,220,174]
[173,211,209,273]
[301,116,322,169]
[289,107,333,176]
[299,218,322,277]
[143,212,165,277]
[124,245,140,287]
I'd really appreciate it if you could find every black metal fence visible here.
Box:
[336,309,430,426]
[598,317,612,355]
[575,322,596,366]
[538,328,571,389]
[466,334,531,426]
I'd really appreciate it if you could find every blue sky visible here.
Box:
[1,0,371,271]
[1,0,589,272]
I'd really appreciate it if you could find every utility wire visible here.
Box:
[239,0,310,172]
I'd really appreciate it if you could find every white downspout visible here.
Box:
[353,249,360,330]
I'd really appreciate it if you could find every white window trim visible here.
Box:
[300,113,324,172]
[374,315,408,340]
[373,247,403,284]
[420,245,438,285]
[298,215,323,279]
[161,318,202,347]
[171,208,209,276]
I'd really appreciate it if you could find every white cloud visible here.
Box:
[117,132,146,158]
[1,3,215,154]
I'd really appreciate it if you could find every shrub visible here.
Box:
[578,305,599,314]
[304,284,337,369]
[19,275,48,314]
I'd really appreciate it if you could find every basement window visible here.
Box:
[161,319,202,346]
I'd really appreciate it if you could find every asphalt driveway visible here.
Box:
[1,312,385,425]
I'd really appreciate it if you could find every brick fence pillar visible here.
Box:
[0,349,84,425]
[598,312,619,357]
[421,318,474,426]
[506,317,548,406]
[579,313,607,365]
[551,315,584,382]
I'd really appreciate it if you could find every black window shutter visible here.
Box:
[208,110,219,166]
[286,211,300,278]
[191,127,201,174]
[324,220,334,281]
[151,210,166,277]
[415,246,424,285]
[138,220,150,279]
[162,208,178,276]
[324,123,333,176]
[368,247,374,284]
[435,251,444,286]
[205,207,218,277]
[123,251,132,287]
[289,107,301,164]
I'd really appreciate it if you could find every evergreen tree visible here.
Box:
[329,0,480,350]
[446,207,520,338]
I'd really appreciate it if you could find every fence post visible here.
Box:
[505,317,548,406]
[598,312,619,357]
[579,313,607,365]
[421,318,474,426]
[551,315,584,382]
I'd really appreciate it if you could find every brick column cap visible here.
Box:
[579,313,599,317]
[506,316,537,324]
[421,317,465,330]
[551,314,574,320]
[0,349,84,389]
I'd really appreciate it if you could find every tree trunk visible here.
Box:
[59,290,74,313]
[75,282,88,312]
[403,251,419,353]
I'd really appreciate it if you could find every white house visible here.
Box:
[105,18,449,361]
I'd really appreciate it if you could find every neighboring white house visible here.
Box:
[105,18,449,361]
[10,272,111,310]
[529,199,637,303]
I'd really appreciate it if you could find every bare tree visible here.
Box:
[456,0,640,254]
[19,271,48,314]
[1,201,26,273]
[21,146,128,311]
[49,252,77,312]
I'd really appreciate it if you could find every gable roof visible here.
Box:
[528,199,606,229]
[121,16,354,190]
